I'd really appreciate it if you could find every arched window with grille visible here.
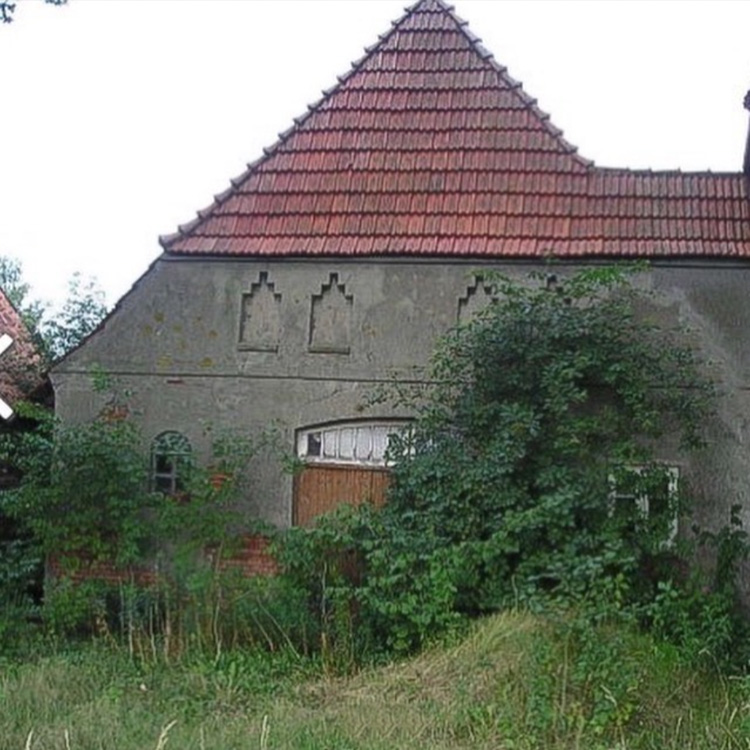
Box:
[150,431,192,494]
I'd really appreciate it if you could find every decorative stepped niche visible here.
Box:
[309,273,353,354]
[457,275,497,324]
[239,272,282,352]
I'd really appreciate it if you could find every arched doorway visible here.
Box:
[293,421,407,526]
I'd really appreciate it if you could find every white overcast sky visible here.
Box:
[2,0,749,312]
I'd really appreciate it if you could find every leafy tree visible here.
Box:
[1,0,67,25]
[0,404,156,567]
[42,272,107,360]
[0,256,107,361]
[0,256,45,339]
[0,396,278,644]
[0,405,260,570]
[378,268,711,611]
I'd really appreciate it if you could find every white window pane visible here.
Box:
[323,429,338,458]
[299,421,408,466]
[339,428,355,459]
[355,427,372,460]
[371,427,389,461]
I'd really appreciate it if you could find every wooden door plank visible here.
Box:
[293,465,390,526]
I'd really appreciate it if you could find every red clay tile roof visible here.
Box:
[160,0,750,260]
[0,288,43,411]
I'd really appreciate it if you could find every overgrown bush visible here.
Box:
[0,399,293,655]
[0,402,157,568]
[281,267,750,665]
[0,537,42,651]
[640,505,750,670]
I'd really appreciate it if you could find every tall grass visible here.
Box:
[3,611,750,749]
[41,567,318,665]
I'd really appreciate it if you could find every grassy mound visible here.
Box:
[2,612,749,749]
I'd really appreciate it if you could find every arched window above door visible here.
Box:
[296,421,409,467]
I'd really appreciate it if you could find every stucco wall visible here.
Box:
[51,256,750,536]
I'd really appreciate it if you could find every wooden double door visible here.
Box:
[293,464,390,527]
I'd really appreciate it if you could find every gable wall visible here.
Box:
[51,257,750,533]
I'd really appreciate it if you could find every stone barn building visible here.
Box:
[52,0,750,553]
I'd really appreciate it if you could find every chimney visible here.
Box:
[744,90,750,175]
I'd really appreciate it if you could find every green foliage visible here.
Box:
[38,569,319,665]
[281,267,731,662]
[523,615,646,742]
[0,403,157,567]
[642,505,750,670]
[2,611,750,750]
[43,577,113,639]
[0,255,107,360]
[279,505,372,670]
[378,268,712,639]
[42,272,107,360]
[0,392,291,651]
[155,429,256,563]
[0,255,46,337]
[0,537,42,651]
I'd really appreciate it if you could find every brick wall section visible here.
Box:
[216,535,279,577]
[49,534,278,585]
[48,555,159,587]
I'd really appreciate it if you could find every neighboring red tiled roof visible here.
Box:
[161,0,750,260]
[0,289,43,410]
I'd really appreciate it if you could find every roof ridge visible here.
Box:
[160,0,591,249]
[158,2,750,262]
[594,166,746,178]
[431,0,592,168]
